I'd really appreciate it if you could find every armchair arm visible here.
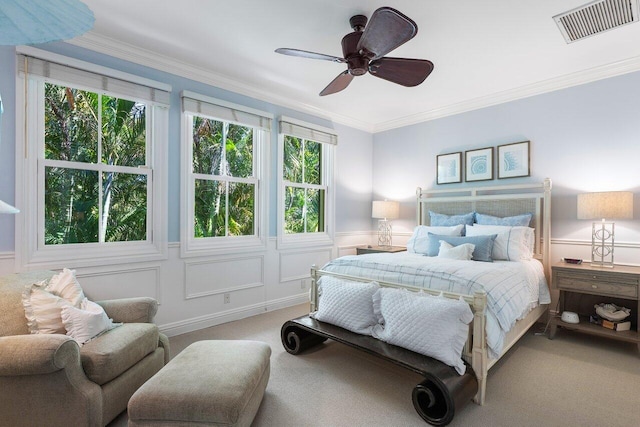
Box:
[0,334,79,376]
[96,297,158,323]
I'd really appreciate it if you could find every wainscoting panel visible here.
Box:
[279,248,332,282]
[75,265,161,303]
[184,255,264,299]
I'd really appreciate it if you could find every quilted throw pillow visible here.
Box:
[372,288,473,375]
[311,276,379,335]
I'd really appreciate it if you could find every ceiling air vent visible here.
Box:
[554,0,639,43]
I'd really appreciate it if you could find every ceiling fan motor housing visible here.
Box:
[342,31,368,76]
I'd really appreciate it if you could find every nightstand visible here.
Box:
[355,245,407,255]
[549,262,639,350]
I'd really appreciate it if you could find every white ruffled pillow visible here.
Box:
[311,276,379,335]
[407,224,464,254]
[437,241,475,260]
[465,224,534,260]
[47,268,85,307]
[22,282,72,334]
[61,298,118,344]
[372,288,473,374]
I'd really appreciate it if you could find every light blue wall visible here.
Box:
[0,43,373,251]
[373,71,640,244]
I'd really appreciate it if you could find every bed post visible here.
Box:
[310,265,319,313]
[542,178,552,282]
[416,187,423,225]
[471,291,488,405]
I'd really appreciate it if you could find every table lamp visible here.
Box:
[577,191,633,267]
[372,200,399,248]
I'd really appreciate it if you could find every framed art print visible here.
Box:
[436,152,462,184]
[465,147,493,182]
[498,141,530,179]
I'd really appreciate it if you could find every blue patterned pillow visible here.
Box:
[426,233,497,262]
[475,213,532,227]
[429,211,475,227]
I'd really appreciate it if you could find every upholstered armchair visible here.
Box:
[0,271,170,427]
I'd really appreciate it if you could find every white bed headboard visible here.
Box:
[416,178,552,279]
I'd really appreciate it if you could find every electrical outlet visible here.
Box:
[224,293,230,304]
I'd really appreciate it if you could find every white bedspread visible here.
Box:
[320,252,550,357]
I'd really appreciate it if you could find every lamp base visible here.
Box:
[591,221,614,268]
[377,219,392,248]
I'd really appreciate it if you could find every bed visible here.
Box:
[282,179,552,423]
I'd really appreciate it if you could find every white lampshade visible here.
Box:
[372,200,399,220]
[0,0,94,46]
[0,200,19,214]
[577,191,633,220]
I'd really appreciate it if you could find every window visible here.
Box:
[278,117,336,248]
[181,92,271,256]
[16,49,169,268]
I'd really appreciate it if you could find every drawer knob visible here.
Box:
[591,284,598,289]
[592,275,597,279]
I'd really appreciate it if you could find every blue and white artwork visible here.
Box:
[498,141,530,178]
[437,152,462,184]
[465,147,493,182]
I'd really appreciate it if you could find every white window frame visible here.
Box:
[15,47,169,269]
[180,91,271,257]
[277,116,336,250]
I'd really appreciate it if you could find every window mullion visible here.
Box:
[98,93,104,243]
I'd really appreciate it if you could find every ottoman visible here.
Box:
[128,340,271,427]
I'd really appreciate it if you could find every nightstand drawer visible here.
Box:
[556,272,638,299]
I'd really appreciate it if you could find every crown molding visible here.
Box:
[69,33,640,135]
[68,33,374,132]
[372,55,640,133]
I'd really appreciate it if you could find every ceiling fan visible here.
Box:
[275,6,434,96]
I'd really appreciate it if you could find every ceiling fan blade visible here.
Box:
[320,70,354,96]
[368,57,434,87]
[275,48,346,63]
[356,7,417,60]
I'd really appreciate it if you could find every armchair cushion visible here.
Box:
[80,323,159,385]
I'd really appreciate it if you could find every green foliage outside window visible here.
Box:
[44,83,148,245]
[192,117,255,238]
[283,136,324,234]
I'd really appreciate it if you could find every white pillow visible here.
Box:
[465,224,534,260]
[311,276,379,335]
[47,268,85,307]
[372,288,473,374]
[22,282,72,334]
[407,224,464,254]
[61,298,118,345]
[437,241,475,260]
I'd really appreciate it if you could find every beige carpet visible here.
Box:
[111,304,640,426]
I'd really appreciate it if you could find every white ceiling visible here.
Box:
[72,0,640,132]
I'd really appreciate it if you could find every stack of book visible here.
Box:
[589,314,631,331]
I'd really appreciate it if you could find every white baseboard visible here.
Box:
[159,292,309,337]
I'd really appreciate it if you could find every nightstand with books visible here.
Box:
[549,262,639,350]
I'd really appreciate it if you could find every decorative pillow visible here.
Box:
[465,224,534,260]
[426,233,497,262]
[475,213,532,227]
[311,276,379,335]
[372,288,473,375]
[406,224,464,254]
[437,241,475,260]
[22,282,72,334]
[429,211,475,227]
[61,298,118,344]
[47,268,85,307]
